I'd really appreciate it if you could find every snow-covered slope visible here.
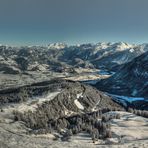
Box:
[48,43,67,49]
[96,51,148,98]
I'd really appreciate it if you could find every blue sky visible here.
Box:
[0,0,148,46]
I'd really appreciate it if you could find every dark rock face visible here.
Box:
[96,51,148,98]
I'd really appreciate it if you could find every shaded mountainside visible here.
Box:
[0,42,148,74]
[96,51,148,98]
[0,79,123,111]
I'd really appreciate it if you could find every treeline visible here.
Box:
[13,107,123,142]
[128,108,148,118]
[0,79,67,104]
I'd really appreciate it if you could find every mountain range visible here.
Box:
[0,42,148,74]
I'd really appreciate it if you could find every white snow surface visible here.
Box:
[129,48,135,52]
[17,91,60,112]
[77,93,83,99]
[74,99,84,110]
[48,43,67,49]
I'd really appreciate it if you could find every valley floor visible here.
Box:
[0,68,110,89]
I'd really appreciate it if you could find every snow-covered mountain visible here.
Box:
[0,42,147,74]
[96,51,148,98]
[49,42,148,70]
[48,43,67,49]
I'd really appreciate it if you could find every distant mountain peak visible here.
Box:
[48,42,67,49]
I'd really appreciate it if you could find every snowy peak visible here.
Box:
[48,43,67,49]
[95,42,134,51]
[114,42,133,50]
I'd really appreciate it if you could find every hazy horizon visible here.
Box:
[0,0,148,46]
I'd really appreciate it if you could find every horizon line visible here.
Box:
[0,41,147,47]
